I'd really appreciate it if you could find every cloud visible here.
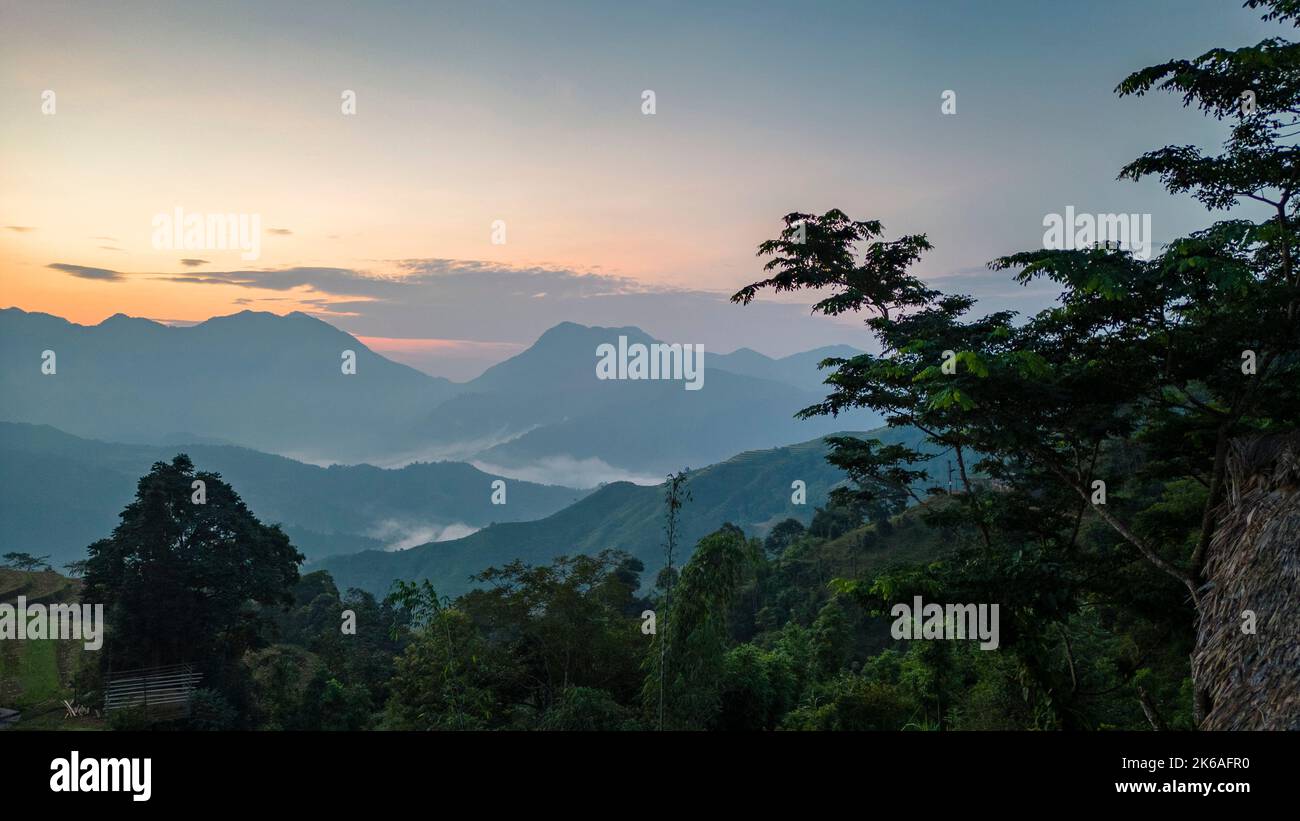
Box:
[157,258,872,357]
[368,519,480,551]
[472,456,662,489]
[180,258,210,267]
[164,276,241,285]
[267,228,293,235]
[47,263,124,281]
[6,226,35,233]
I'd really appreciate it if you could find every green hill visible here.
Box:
[0,568,103,730]
[0,422,587,566]
[315,425,948,598]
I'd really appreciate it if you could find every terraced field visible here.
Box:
[0,568,104,730]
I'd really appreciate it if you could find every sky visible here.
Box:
[0,0,1281,379]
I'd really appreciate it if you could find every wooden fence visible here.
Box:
[104,663,204,719]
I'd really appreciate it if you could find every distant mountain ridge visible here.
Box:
[0,422,586,566]
[0,308,879,480]
[0,307,459,464]
[709,344,864,392]
[402,322,879,479]
[314,425,943,599]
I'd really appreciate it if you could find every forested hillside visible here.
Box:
[0,422,585,565]
[314,425,947,597]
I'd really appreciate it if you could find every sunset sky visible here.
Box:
[0,0,1275,378]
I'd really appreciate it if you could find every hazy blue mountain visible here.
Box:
[314,425,945,599]
[0,308,460,464]
[400,322,880,478]
[0,309,878,480]
[401,324,686,457]
[467,321,653,396]
[0,422,586,566]
[473,366,859,478]
[709,344,864,393]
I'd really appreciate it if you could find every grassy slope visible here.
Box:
[316,426,954,599]
[820,501,957,581]
[0,568,104,730]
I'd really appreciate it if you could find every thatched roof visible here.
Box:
[1193,433,1300,730]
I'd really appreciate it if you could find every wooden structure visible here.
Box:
[104,663,204,720]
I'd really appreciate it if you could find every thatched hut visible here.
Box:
[1192,433,1300,730]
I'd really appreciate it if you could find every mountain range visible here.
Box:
[0,307,456,464]
[0,307,908,595]
[0,308,873,482]
[0,421,585,566]
[313,425,943,599]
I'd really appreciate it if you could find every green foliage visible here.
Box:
[383,550,646,730]
[85,455,304,666]
[539,687,642,731]
[298,671,372,732]
[383,607,513,730]
[642,525,754,729]
[781,671,912,731]
[763,518,805,556]
[187,689,238,731]
[716,643,798,730]
[726,1,1300,728]
[81,454,304,714]
[461,551,647,710]
[2,552,50,571]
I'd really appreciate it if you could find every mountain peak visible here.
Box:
[198,309,276,326]
[197,309,332,332]
[98,312,162,329]
[533,321,653,346]
[468,322,657,391]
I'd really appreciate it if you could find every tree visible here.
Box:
[459,550,645,710]
[656,469,691,730]
[642,524,754,729]
[732,1,1300,725]
[382,589,520,730]
[763,518,806,556]
[539,686,641,731]
[808,501,862,541]
[3,551,51,572]
[82,455,303,691]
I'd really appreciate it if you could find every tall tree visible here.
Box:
[643,525,754,729]
[82,455,303,681]
[732,1,1300,725]
[656,470,690,730]
[3,552,51,571]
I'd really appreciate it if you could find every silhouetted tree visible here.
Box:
[3,551,50,571]
[733,0,1300,726]
[82,455,303,693]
